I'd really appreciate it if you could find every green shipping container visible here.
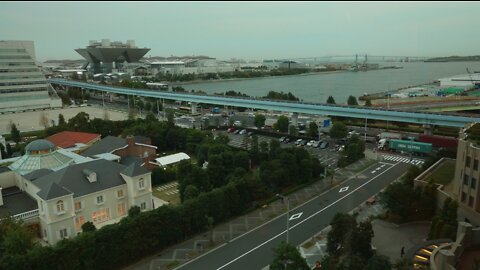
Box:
[389,140,432,153]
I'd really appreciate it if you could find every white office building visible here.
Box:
[0,40,61,113]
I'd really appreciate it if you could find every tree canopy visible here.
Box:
[270,241,310,270]
[326,96,336,104]
[347,96,359,106]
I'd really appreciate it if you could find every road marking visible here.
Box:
[339,186,349,193]
[214,162,399,270]
[289,212,303,221]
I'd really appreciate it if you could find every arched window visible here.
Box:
[56,200,64,213]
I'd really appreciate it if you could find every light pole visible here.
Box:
[276,193,290,244]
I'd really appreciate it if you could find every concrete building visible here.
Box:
[0,139,154,245]
[0,40,62,113]
[437,73,480,87]
[452,123,480,225]
[147,56,236,75]
[75,39,150,74]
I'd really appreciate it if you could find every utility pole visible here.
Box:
[276,194,290,244]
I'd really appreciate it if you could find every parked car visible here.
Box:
[234,130,241,134]
[234,120,242,127]
[280,136,286,142]
[227,128,236,133]
[247,131,254,136]
[239,129,247,135]
[320,141,329,149]
[312,141,321,148]
[284,137,291,143]
[300,139,308,146]
[307,140,316,147]
[295,139,303,145]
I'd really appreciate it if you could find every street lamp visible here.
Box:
[276,193,290,244]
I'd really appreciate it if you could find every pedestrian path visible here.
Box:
[156,182,178,191]
[381,154,424,166]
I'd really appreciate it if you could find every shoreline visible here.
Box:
[169,70,346,86]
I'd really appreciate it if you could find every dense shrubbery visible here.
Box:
[337,135,365,168]
[379,165,437,223]
[428,197,458,241]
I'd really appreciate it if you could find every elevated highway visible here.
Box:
[48,79,480,128]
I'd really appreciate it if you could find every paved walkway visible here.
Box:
[125,158,375,270]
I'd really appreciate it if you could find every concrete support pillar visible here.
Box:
[291,112,299,127]
[423,124,433,135]
[191,102,197,114]
[0,186,3,206]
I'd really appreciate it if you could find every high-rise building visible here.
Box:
[0,40,61,112]
[75,39,150,74]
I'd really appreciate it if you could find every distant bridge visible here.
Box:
[268,55,433,63]
[49,79,480,128]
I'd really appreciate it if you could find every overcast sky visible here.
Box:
[1,1,479,61]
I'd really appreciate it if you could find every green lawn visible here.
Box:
[429,160,455,186]
[152,181,181,205]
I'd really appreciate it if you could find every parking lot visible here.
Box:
[216,130,341,168]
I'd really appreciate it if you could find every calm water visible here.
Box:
[180,62,480,104]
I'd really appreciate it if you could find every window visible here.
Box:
[59,228,68,239]
[140,202,146,210]
[139,178,145,190]
[464,174,469,186]
[74,201,82,211]
[462,192,467,202]
[91,208,110,224]
[117,189,124,198]
[469,196,474,207]
[466,156,471,167]
[56,200,65,214]
[475,159,479,170]
[96,195,104,205]
[75,216,85,231]
[472,178,477,190]
[117,203,126,216]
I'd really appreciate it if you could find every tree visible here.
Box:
[289,125,298,136]
[347,95,359,106]
[308,122,319,138]
[145,112,157,122]
[326,96,336,104]
[254,114,266,129]
[81,221,96,232]
[183,185,200,201]
[275,116,289,133]
[329,122,347,139]
[128,205,141,217]
[58,114,66,126]
[6,143,12,158]
[365,99,372,107]
[166,109,175,127]
[39,112,49,129]
[365,255,392,270]
[68,112,90,131]
[10,123,21,143]
[0,217,37,256]
[270,241,310,270]
[0,143,6,159]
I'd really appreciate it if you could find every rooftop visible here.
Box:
[81,135,127,157]
[155,152,190,167]
[47,131,101,149]
[33,159,133,199]
[0,187,38,217]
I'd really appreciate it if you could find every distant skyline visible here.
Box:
[1,1,479,62]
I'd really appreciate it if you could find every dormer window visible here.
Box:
[82,168,97,183]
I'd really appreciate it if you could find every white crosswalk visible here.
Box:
[381,154,425,166]
[156,182,179,191]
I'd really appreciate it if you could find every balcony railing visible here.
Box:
[12,209,39,220]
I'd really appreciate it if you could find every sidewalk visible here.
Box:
[124,158,375,270]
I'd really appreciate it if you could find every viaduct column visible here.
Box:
[191,102,197,114]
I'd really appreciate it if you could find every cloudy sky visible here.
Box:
[1,1,478,61]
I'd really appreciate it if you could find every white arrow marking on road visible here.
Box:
[339,186,349,193]
[289,212,303,221]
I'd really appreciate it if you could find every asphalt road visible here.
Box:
[175,161,410,270]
